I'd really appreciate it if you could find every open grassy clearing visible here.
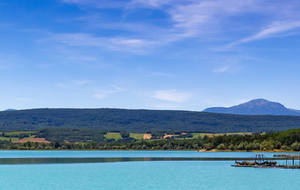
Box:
[220,132,253,136]
[0,137,18,141]
[21,135,36,139]
[104,133,122,140]
[130,133,144,140]
[4,131,36,136]
[191,132,253,139]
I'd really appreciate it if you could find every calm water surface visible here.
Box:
[0,150,296,158]
[0,151,299,190]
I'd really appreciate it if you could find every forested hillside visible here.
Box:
[1,108,300,133]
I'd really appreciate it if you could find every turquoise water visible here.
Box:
[0,151,300,189]
[0,150,294,158]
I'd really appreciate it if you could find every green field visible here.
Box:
[20,135,36,139]
[0,137,18,141]
[0,131,37,142]
[191,132,253,139]
[4,131,36,136]
[130,133,144,140]
[221,132,253,136]
[104,133,122,140]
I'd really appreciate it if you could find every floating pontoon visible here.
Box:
[232,154,300,169]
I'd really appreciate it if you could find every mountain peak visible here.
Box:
[3,109,17,112]
[236,99,284,108]
[203,99,300,116]
[245,99,273,105]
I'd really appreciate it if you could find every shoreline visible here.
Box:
[0,149,299,153]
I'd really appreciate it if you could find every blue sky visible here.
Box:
[1,0,300,111]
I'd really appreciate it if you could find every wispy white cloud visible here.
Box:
[238,21,300,44]
[213,65,231,73]
[44,33,156,54]
[67,56,96,62]
[56,80,91,89]
[149,72,173,77]
[59,0,239,44]
[61,0,126,8]
[152,90,192,103]
[212,59,243,73]
[109,37,157,52]
[127,0,176,9]
[219,20,300,49]
[160,0,265,39]
[93,86,126,99]
[58,0,300,52]
[56,81,126,99]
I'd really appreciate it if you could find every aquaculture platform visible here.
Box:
[232,164,300,169]
[231,154,300,169]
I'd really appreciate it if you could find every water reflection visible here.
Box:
[0,157,284,165]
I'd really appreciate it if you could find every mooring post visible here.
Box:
[293,157,295,166]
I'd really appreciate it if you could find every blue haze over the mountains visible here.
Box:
[3,109,17,112]
[202,99,300,116]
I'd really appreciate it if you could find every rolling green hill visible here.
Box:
[1,108,300,133]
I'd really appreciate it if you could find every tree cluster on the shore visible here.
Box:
[1,128,300,151]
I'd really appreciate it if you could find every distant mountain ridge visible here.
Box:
[3,109,17,112]
[203,99,300,116]
[1,107,300,133]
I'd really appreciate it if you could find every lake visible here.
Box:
[0,151,299,189]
